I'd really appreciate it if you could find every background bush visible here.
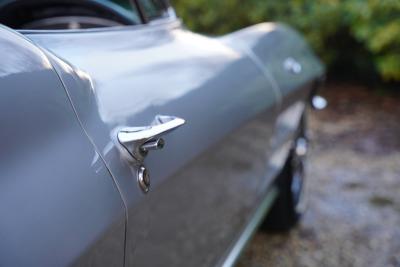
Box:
[172,0,400,83]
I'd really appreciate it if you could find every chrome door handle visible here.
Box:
[117,115,185,161]
[284,57,302,74]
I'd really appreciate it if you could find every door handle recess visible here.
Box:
[117,115,185,162]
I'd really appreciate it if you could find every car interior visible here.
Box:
[0,0,141,29]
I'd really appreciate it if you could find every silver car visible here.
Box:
[0,0,325,266]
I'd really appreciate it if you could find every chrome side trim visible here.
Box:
[18,18,181,34]
[218,186,279,267]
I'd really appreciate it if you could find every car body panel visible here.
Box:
[23,18,323,266]
[26,21,280,266]
[0,26,126,266]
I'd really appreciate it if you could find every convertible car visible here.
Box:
[0,0,325,266]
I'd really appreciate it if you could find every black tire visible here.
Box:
[261,113,308,232]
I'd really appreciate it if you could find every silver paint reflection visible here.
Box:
[0,26,126,266]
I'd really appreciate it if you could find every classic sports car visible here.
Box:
[0,0,325,266]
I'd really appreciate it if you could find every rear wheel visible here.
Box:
[262,114,308,231]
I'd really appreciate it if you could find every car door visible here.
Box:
[0,26,126,266]
[25,4,281,267]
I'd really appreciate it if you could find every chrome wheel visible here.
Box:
[261,112,308,231]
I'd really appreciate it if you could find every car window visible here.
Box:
[108,0,134,12]
[106,0,141,22]
[0,0,142,30]
[139,0,169,21]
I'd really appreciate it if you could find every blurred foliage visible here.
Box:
[172,0,400,83]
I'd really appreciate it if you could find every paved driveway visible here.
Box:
[237,84,400,267]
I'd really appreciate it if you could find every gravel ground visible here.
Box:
[237,83,400,267]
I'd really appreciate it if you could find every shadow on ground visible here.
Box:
[237,83,400,267]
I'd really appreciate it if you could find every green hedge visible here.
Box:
[173,0,400,82]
